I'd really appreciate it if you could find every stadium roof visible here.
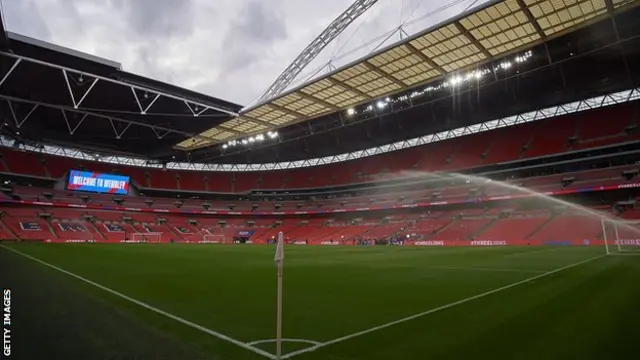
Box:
[176,0,639,150]
[4,86,638,172]
[0,30,242,157]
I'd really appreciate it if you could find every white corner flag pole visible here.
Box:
[274,231,285,359]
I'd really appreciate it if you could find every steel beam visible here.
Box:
[0,94,212,142]
[454,21,492,59]
[296,92,339,111]
[326,77,371,100]
[0,51,238,116]
[362,61,406,87]
[403,43,446,74]
[516,0,547,40]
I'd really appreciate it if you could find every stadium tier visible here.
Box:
[0,200,630,245]
[1,102,638,192]
[0,163,637,213]
[0,158,637,244]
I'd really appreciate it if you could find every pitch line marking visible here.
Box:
[247,339,322,346]
[1,245,277,360]
[426,266,545,274]
[281,254,607,359]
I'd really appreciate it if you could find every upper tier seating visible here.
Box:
[3,163,635,214]
[1,102,637,193]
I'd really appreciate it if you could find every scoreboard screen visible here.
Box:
[67,170,130,195]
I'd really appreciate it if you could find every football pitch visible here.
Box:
[3,243,640,360]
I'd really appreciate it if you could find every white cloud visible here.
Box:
[1,0,484,106]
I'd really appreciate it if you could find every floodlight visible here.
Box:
[222,144,228,149]
[449,76,462,86]
[346,108,356,116]
[376,101,387,109]
[256,134,265,141]
[241,139,248,145]
[248,137,255,143]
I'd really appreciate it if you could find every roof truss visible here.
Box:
[7,87,640,172]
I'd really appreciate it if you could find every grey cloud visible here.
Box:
[235,1,288,43]
[220,1,288,74]
[124,0,196,38]
[2,0,52,41]
[1,0,469,106]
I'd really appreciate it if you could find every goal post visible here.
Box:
[131,232,162,243]
[182,230,226,243]
[601,219,640,254]
[201,234,226,243]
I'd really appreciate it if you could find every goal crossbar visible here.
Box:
[201,234,225,243]
[131,232,163,243]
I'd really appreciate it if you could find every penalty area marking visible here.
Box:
[0,245,278,360]
[280,254,607,359]
[247,339,322,346]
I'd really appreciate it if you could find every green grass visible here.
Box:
[4,243,640,359]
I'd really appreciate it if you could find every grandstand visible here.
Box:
[2,1,640,360]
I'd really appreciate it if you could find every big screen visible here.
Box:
[67,170,130,195]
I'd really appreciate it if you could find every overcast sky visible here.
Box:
[2,0,485,106]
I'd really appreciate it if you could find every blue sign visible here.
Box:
[67,170,130,195]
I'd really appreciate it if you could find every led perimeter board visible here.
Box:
[67,170,130,195]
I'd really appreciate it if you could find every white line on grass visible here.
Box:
[426,266,545,274]
[247,339,322,346]
[281,253,607,359]
[1,245,277,360]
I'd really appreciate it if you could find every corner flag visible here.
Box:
[275,231,284,359]
[275,231,285,264]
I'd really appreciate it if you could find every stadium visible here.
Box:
[1,0,640,359]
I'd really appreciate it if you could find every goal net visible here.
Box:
[183,230,226,243]
[201,234,225,244]
[601,219,640,254]
[131,232,162,243]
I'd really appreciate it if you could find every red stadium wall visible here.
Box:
[0,102,638,192]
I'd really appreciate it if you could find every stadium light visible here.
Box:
[225,47,535,151]
[338,50,534,119]
[499,61,512,69]
[222,144,228,149]
[449,76,463,86]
